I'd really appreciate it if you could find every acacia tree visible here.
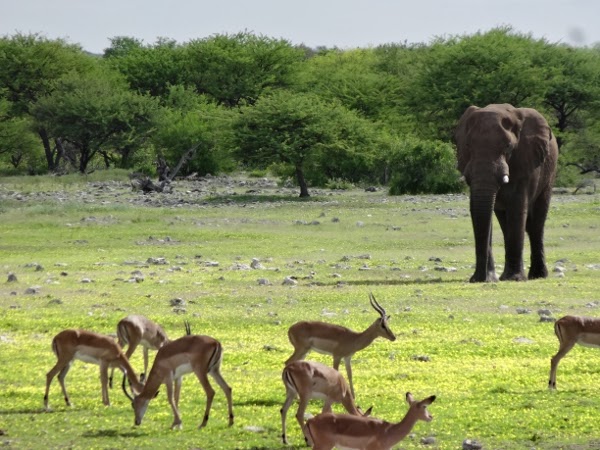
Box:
[403,27,548,140]
[31,69,156,173]
[233,90,383,197]
[181,32,305,107]
[0,34,95,171]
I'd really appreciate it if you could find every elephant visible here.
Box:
[455,104,558,282]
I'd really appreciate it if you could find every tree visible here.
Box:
[151,85,235,177]
[541,45,600,146]
[233,90,381,197]
[31,69,157,173]
[403,27,548,140]
[181,32,305,107]
[0,96,40,171]
[104,37,185,98]
[0,33,95,171]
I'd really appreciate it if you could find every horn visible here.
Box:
[122,373,133,401]
[184,320,192,336]
[369,292,386,317]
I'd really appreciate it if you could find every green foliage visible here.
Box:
[404,27,549,140]
[152,87,235,176]
[182,32,305,106]
[31,69,157,173]
[388,137,464,195]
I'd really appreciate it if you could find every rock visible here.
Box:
[421,436,436,445]
[463,439,484,450]
[7,273,17,283]
[540,316,556,323]
[516,307,531,314]
[170,298,186,306]
[24,286,41,294]
[411,355,431,362]
[257,278,271,286]
[250,258,264,269]
[147,257,167,265]
[282,277,297,286]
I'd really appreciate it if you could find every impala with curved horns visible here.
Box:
[285,293,396,397]
[304,392,436,450]
[44,329,143,410]
[123,333,234,430]
[281,360,372,445]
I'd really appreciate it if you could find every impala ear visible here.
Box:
[405,392,414,404]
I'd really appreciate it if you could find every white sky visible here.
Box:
[1,0,599,53]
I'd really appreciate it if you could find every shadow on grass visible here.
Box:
[82,428,147,439]
[331,277,468,287]
[234,398,282,408]
[201,194,323,205]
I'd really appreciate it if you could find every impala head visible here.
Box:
[405,392,436,422]
[132,396,150,426]
[369,292,396,342]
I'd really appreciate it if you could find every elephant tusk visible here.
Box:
[502,175,509,184]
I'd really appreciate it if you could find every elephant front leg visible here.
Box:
[470,212,498,282]
[496,206,527,281]
[526,193,551,279]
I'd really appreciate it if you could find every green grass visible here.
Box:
[0,174,599,449]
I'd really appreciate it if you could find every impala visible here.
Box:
[109,314,170,387]
[281,360,372,445]
[44,329,143,410]
[549,315,600,389]
[285,293,396,397]
[304,392,436,450]
[123,334,234,430]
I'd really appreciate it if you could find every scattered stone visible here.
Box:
[7,273,17,283]
[263,345,277,351]
[24,286,41,294]
[421,436,436,445]
[257,278,271,286]
[282,276,297,286]
[516,307,531,314]
[540,316,556,323]
[205,261,220,267]
[250,258,264,269]
[412,355,431,362]
[537,309,552,316]
[513,337,535,344]
[147,257,167,265]
[244,425,265,433]
[429,256,442,262]
[80,278,93,283]
[48,298,63,305]
[170,298,186,306]
[463,439,484,450]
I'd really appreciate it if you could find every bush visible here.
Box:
[388,137,463,195]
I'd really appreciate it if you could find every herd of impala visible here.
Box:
[43,292,599,450]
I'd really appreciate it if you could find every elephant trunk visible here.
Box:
[469,187,498,282]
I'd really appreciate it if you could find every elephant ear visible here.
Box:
[455,105,479,174]
[513,108,553,176]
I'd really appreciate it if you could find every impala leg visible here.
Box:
[210,368,234,426]
[57,363,73,407]
[549,341,576,389]
[321,398,333,414]
[44,360,70,410]
[343,357,355,399]
[164,374,182,430]
[142,346,149,382]
[280,390,296,445]
[100,360,111,406]
[294,394,311,444]
[285,347,310,366]
[196,370,216,429]
[174,376,182,408]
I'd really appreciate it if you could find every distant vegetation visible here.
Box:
[1,27,599,193]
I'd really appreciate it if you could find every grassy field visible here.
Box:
[0,173,599,449]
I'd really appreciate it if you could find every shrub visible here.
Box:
[388,137,463,195]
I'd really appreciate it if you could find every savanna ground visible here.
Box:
[0,171,599,450]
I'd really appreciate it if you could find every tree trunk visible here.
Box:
[295,164,310,198]
[38,128,57,172]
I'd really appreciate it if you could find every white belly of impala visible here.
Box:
[173,362,193,379]
[74,351,101,365]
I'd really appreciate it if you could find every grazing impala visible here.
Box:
[549,315,600,389]
[304,392,436,450]
[285,293,396,397]
[123,334,234,430]
[44,329,143,410]
[281,360,372,445]
[109,315,170,387]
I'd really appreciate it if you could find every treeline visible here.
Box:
[1,27,599,195]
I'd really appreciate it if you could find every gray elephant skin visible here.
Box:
[455,104,558,282]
